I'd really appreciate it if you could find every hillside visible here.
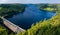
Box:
[17,14,60,35]
[0,4,60,35]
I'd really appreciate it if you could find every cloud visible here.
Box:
[0,0,60,4]
[0,0,8,3]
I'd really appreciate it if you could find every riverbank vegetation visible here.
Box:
[0,4,26,35]
[38,4,57,12]
[0,4,26,25]
[0,4,60,35]
[0,4,26,17]
[0,25,15,35]
[17,14,60,35]
[16,4,60,35]
[0,26,8,35]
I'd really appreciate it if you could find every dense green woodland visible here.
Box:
[0,4,60,35]
[17,13,60,35]
[38,4,58,12]
[0,4,26,16]
[17,4,60,35]
[0,4,26,35]
[0,25,15,35]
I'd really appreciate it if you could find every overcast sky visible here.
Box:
[0,0,60,4]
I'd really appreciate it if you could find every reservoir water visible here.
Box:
[6,4,56,30]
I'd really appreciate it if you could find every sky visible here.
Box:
[0,0,60,4]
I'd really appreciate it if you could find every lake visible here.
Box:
[6,4,56,30]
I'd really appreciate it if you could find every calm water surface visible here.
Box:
[6,4,56,30]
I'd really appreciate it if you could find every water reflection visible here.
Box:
[6,4,56,30]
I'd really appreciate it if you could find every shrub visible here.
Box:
[17,14,60,35]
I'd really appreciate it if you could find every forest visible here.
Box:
[0,4,26,35]
[0,4,26,17]
[0,4,60,35]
